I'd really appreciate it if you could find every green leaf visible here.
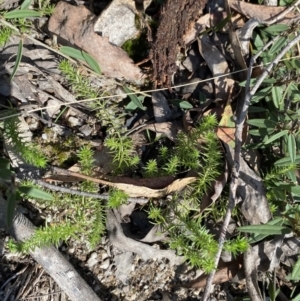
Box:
[60,46,85,61]
[6,192,17,228]
[239,78,256,87]
[238,224,291,235]
[263,24,289,34]
[248,217,284,243]
[264,130,289,144]
[21,0,32,10]
[125,95,145,111]
[4,9,41,19]
[82,51,101,74]
[9,39,23,82]
[288,83,300,101]
[253,31,264,49]
[251,86,273,103]
[60,47,101,74]
[291,257,300,280]
[294,59,300,69]
[248,106,267,113]
[123,86,146,110]
[275,155,300,166]
[263,78,276,85]
[287,170,297,183]
[170,99,193,109]
[247,119,275,128]
[288,134,296,163]
[0,158,11,170]
[292,293,300,301]
[18,186,54,201]
[291,185,300,196]
[0,169,14,181]
[272,86,283,109]
[269,36,286,54]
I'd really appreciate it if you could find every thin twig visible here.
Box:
[263,0,300,25]
[33,179,149,204]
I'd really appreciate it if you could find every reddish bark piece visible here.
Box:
[228,0,298,24]
[48,2,143,84]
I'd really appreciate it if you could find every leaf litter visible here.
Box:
[1,0,300,300]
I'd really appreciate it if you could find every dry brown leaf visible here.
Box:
[182,257,243,288]
[106,175,175,189]
[244,247,264,301]
[48,2,143,83]
[224,145,272,224]
[152,92,172,123]
[197,35,235,100]
[228,0,298,24]
[200,166,228,212]
[130,121,183,141]
[47,168,197,198]
[217,102,248,147]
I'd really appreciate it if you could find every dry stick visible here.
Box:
[34,179,149,204]
[264,0,300,25]
[202,27,300,301]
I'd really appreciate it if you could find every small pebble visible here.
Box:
[100,258,110,270]
[79,124,93,136]
[87,252,99,268]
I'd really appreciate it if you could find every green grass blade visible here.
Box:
[288,134,296,163]
[264,130,289,144]
[21,0,32,10]
[291,257,300,280]
[19,186,54,201]
[248,217,284,243]
[82,51,101,74]
[60,46,85,61]
[4,9,41,19]
[123,86,146,110]
[275,155,300,166]
[238,224,291,235]
[9,39,23,82]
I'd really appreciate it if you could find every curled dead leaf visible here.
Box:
[47,167,197,198]
[228,0,298,24]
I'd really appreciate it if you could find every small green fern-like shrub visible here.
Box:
[105,135,140,172]
[148,115,248,272]
[59,59,132,172]
[0,26,13,46]
[3,116,47,168]
[59,59,99,99]
[9,145,106,252]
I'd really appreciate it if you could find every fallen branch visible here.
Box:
[0,196,102,301]
[34,179,149,204]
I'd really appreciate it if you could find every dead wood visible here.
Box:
[150,0,207,86]
[0,196,102,301]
